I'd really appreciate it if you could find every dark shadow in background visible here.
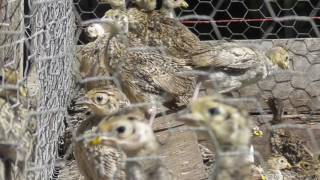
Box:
[73,0,320,42]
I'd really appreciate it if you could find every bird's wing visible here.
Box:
[132,52,195,96]
[146,13,201,56]
[192,43,260,70]
[151,73,194,95]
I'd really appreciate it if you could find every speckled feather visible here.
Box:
[74,117,127,180]
[104,12,195,106]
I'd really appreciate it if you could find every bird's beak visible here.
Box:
[90,136,103,146]
[286,163,292,169]
[90,136,117,147]
[180,1,189,8]
[19,86,28,97]
[252,130,264,137]
[283,62,289,70]
[74,96,91,105]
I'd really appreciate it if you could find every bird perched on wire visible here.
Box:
[264,155,291,180]
[177,95,252,180]
[100,10,195,112]
[90,110,173,180]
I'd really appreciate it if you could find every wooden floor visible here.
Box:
[152,109,320,179]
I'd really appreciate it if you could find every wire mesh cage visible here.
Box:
[0,0,319,179]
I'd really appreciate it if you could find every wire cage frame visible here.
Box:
[0,0,319,179]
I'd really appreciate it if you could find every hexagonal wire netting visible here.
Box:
[0,0,319,179]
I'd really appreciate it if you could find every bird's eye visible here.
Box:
[116,126,126,134]
[96,96,103,102]
[85,111,91,116]
[280,159,284,163]
[128,116,136,120]
[208,107,220,115]
[94,95,108,105]
[302,163,310,168]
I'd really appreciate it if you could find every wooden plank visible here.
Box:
[152,112,184,131]
[155,125,206,180]
[197,114,320,161]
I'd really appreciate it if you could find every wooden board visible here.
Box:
[153,114,207,180]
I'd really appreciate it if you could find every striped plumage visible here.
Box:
[103,10,195,109]
[73,115,127,180]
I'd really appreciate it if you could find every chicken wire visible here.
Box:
[1,0,76,179]
[0,0,319,179]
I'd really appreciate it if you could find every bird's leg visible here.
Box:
[192,82,202,101]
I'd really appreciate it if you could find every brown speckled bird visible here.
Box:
[265,155,291,180]
[91,110,173,180]
[73,87,130,118]
[63,86,130,160]
[0,97,34,180]
[0,68,28,104]
[104,8,202,60]
[76,35,112,90]
[295,159,320,179]
[73,114,127,180]
[102,11,195,110]
[56,160,84,180]
[104,9,289,94]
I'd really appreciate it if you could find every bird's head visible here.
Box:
[265,46,290,70]
[85,23,106,40]
[267,155,292,170]
[90,110,156,155]
[103,9,129,37]
[296,160,314,171]
[177,96,250,146]
[74,88,129,117]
